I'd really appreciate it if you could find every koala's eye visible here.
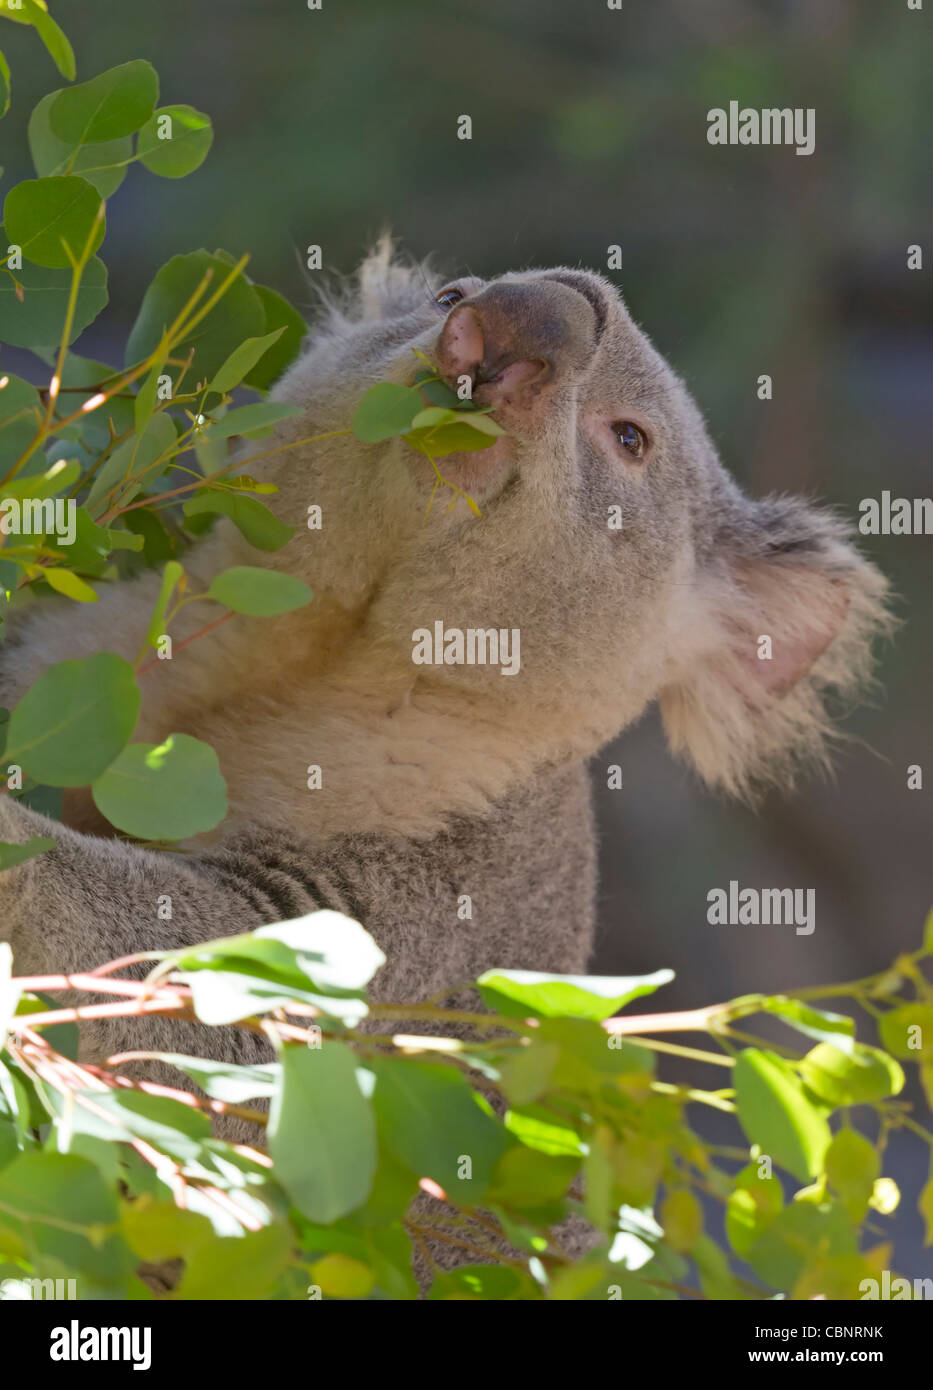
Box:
[435,287,465,310]
[611,421,648,460]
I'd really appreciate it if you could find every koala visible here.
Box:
[0,239,888,1124]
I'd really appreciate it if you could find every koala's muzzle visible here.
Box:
[436,277,602,411]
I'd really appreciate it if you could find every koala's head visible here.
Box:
[267,239,889,798]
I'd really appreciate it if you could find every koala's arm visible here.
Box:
[0,762,596,1066]
[0,798,333,1066]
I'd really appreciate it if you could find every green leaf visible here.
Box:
[3,456,79,501]
[143,558,183,648]
[923,907,933,956]
[725,1163,783,1257]
[308,1250,375,1299]
[920,1176,933,1245]
[372,1057,508,1202]
[0,836,56,873]
[0,50,9,119]
[49,60,158,145]
[174,910,385,1025]
[16,989,78,1059]
[745,1199,856,1292]
[86,410,177,513]
[61,509,143,576]
[20,1,75,81]
[178,912,386,993]
[878,1004,933,1060]
[182,491,293,551]
[0,1152,133,1295]
[198,401,301,440]
[0,233,107,348]
[825,1128,879,1222]
[504,1103,585,1157]
[732,1049,832,1183]
[126,251,265,387]
[0,373,40,468]
[243,286,306,390]
[120,1200,213,1263]
[173,1224,291,1300]
[28,91,132,198]
[351,382,423,443]
[428,1264,532,1301]
[800,1041,905,1106]
[91,733,227,840]
[138,1055,279,1104]
[136,104,213,178]
[661,1187,703,1253]
[538,1016,654,1089]
[206,565,312,616]
[477,967,674,1021]
[5,652,139,787]
[487,1143,579,1210]
[42,567,98,602]
[54,1088,211,1158]
[269,1042,377,1223]
[755,996,855,1052]
[498,1040,559,1105]
[208,329,286,396]
[404,409,504,457]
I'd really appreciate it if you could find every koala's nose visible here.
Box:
[436,277,602,410]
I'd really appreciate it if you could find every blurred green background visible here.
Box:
[2,0,931,1273]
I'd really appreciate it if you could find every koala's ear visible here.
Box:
[658,496,891,797]
[356,234,436,320]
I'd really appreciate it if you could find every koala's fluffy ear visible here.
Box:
[356,234,436,320]
[658,495,891,797]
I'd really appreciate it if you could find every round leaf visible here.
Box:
[126,251,265,385]
[28,91,131,199]
[309,1252,375,1300]
[371,1057,508,1202]
[206,566,312,616]
[268,1042,377,1224]
[182,492,293,551]
[4,177,104,269]
[879,1004,933,1060]
[92,734,227,840]
[351,382,423,442]
[48,60,158,144]
[825,1128,879,1221]
[800,1041,905,1106]
[0,374,40,468]
[136,105,213,178]
[5,652,139,787]
[0,237,108,348]
[732,1048,831,1183]
[243,286,306,390]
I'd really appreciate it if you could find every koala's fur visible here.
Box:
[0,240,888,1138]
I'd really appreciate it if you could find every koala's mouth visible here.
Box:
[471,358,549,405]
